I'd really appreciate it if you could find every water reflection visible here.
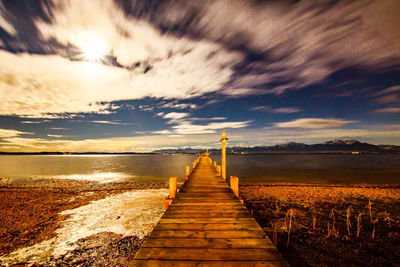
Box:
[0,154,399,184]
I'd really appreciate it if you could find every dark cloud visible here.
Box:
[117,0,400,95]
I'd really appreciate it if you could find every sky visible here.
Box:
[0,0,399,152]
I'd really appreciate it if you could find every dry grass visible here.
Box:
[240,183,400,266]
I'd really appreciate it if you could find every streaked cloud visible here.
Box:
[0,0,242,118]
[92,120,132,125]
[374,107,400,113]
[151,0,400,95]
[0,128,32,138]
[165,121,251,135]
[161,112,190,125]
[275,118,357,129]
[47,134,63,138]
[250,106,301,113]
[0,0,399,150]
[373,85,400,96]
[376,94,399,104]
[0,3,16,35]
[21,120,50,124]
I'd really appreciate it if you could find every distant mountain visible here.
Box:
[153,139,396,154]
[379,145,400,151]
[1,140,397,155]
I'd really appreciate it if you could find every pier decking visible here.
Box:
[132,156,288,266]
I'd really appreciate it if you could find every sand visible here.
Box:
[0,179,168,265]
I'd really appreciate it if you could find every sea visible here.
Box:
[1,153,400,184]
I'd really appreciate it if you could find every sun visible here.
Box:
[79,33,108,61]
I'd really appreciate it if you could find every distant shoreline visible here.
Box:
[1,151,399,155]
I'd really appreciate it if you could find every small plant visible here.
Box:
[356,212,362,238]
[312,215,317,231]
[383,211,394,228]
[329,209,339,238]
[372,218,378,239]
[275,202,280,213]
[326,222,331,238]
[285,209,294,247]
[346,206,353,237]
[272,223,278,247]
[368,198,374,223]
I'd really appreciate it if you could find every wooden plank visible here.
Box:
[166,207,248,212]
[164,211,249,216]
[134,248,284,261]
[162,213,250,218]
[156,223,262,231]
[179,190,232,193]
[175,196,235,200]
[142,238,274,248]
[132,260,290,267]
[170,204,243,209]
[132,155,287,266]
[159,218,256,224]
[150,230,267,239]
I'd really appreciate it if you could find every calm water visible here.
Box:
[1,154,400,184]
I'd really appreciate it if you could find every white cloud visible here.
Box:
[273,107,302,114]
[47,134,63,138]
[274,118,357,129]
[191,117,226,121]
[0,0,243,118]
[168,121,251,135]
[92,120,131,125]
[2,124,400,153]
[374,107,400,113]
[21,121,48,124]
[0,3,16,35]
[250,105,301,113]
[162,112,190,124]
[159,102,197,110]
[373,85,400,96]
[0,128,32,138]
[376,94,399,104]
[0,46,238,118]
[162,0,400,95]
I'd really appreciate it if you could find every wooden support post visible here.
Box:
[184,165,190,180]
[186,165,190,176]
[213,161,217,168]
[193,161,196,169]
[169,176,177,198]
[221,131,228,180]
[230,176,239,198]
[165,176,177,209]
[217,165,221,176]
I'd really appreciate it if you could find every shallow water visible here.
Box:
[0,154,400,184]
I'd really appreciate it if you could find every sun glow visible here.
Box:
[79,33,108,61]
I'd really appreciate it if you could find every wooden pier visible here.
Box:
[132,136,289,266]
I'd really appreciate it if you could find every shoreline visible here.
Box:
[1,179,399,266]
[0,179,168,265]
